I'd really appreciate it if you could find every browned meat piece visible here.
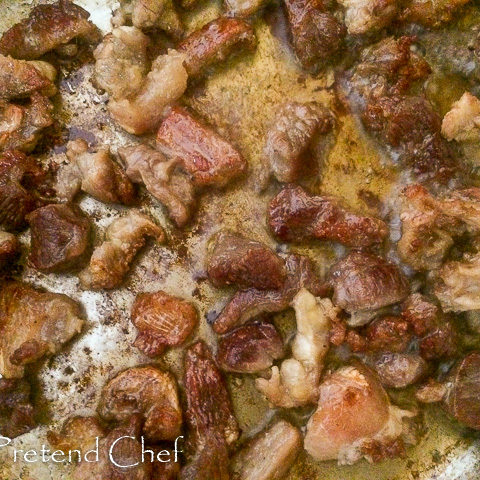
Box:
[47,416,106,452]
[284,0,346,70]
[0,231,19,271]
[0,150,46,232]
[0,378,36,438]
[224,0,269,17]
[337,0,398,34]
[213,253,326,334]
[98,366,182,442]
[0,55,56,100]
[370,352,428,389]
[217,322,285,373]
[327,251,409,325]
[268,185,388,247]
[364,316,412,353]
[415,379,448,404]
[182,341,238,479]
[79,210,165,290]
[153,457,181,480]
[157,106,247,188]
[207,231,286,290]
[230,420,302,480]
[178,17,256,77]
[119,144,196,227]
[0,281,84,378]
[57,139,136,205]
[304,364,415,464]
[0,93,54,153]
[0,0,100,60]
[131,290,198,357]
[27,204,91,273]
[261,102,334,185]
[401,0,471,27]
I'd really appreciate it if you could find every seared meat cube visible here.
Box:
[207,231,286,290]
[268,184,387,247]
[304,364,415,464]
[178,17,256,77]
[217,321,285,373]
[328,251,409,326]
[401,0,471,27]
[213,253,326,334]
[256,289,338,407]
[337,0,398,34]
[231,420,302,480]
[0,55,56,100]
[79,210,165,290]
[153,457,181,480]
[98,366,182,442]
[0,0,100,60]
[442,92,480,142]
[364,316,413,353]
[57,139,136,205]
[94,27,150,101]
[157,106,247,188]
[284,0,346,70]
[119,144,196,227]
[0,93,53,153]
[0,150,46,231]
[0,378,36,439]
[261,102,334,185]
[131,290,198,357]
[0,231,19,271]
[108,50,188,135]
[224,0,270,17]
[27,204,91,273]
[0,281,84,378]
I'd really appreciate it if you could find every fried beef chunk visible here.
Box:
[0,231,20,271]
[401,0,471,28]
[79,210,165,290]
[98,366,182,442]
[256,289,338,407]
[0,150,46,231]
[328,251,409,326]
[304,364,415,465]
[0,0,100,60]
[213,253,326,334]
[261,102,334,185]
[131,290,198,357]
[0,378,36,439]
[268,184,388,247]
[283,0,346,70]
[178,17,257,78]
[157,106,247,188]
[119,144,196,227]
[181,341,239,480]
[48,416,106,452]
[57,139,136,205]
[217,321,285,373]
[27,204,91,273]
[364,316,413,353]
[0,281,84,378]
[230,420,302,480]
[207,231,286,290]
[442,92,480,142]
[337,0,398,34]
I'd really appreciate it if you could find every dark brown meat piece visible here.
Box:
[0,231,20,271]
[217,322,285,373]
[364,316,413,353]
[0,378,36,438]
[284,0,346,70]
[400,0,470,27]
[182,341,238,480]
[131,290,198,357]
[98,366,182,442]
[213,253,326,334]
[0,0,100,60]
[207,231,286,290]
[371,352,428,388]
[0,150,47,232]
[261,101,334,185]
[178,17,257,77]
[268,184,388,247]
[27,204,91,273]
[157,106,247,188]
[328,251,409,326]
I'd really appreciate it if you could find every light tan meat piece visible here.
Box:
[256,289,338,407]
[224,0,269,17]
[0,281,84,378]
[338,0,398,34]
[442,92,480,142]
[79,210,165,290]
[57,139,136,205]
[119,144,195,227]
